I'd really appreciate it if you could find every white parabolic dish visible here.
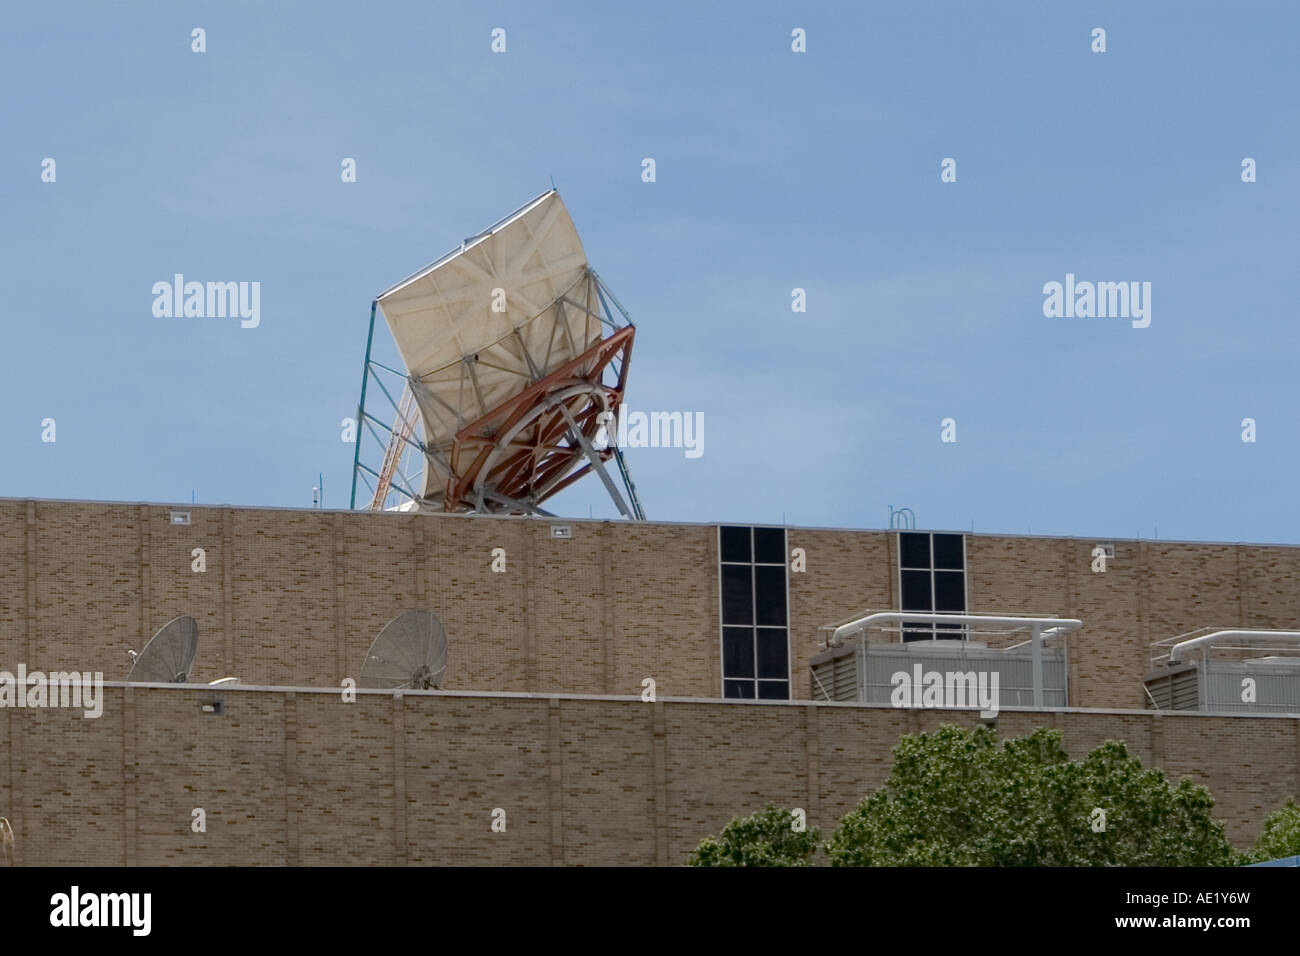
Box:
[375,190,604,502]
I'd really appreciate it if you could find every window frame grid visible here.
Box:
[718,525,791,700]
[897,531,969,642]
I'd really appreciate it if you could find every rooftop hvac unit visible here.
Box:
[810,639,1069,709]
[810,611,1079,710]
[1145,629,1300,714]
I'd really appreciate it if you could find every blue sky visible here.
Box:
[2,1,1298,542]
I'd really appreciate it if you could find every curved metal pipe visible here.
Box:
[1168,629,1300,663]
[829,611,1082,647]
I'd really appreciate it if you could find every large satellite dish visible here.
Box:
[126,615,199,683]
[349,189,645,519]
[360,610,449,690]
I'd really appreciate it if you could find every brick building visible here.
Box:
[2,496,1299,864]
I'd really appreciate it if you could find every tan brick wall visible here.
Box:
[34,501,143,683]
[787,530,893,698]
[0,501,26,667]
[604,522,716,698]
[4,499,1300,710]
[2,686,1298,865]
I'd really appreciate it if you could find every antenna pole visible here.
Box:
[350,301,378,509]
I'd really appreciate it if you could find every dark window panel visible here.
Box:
[902,625,935,643]
[723,627,755,679]
[934,570,966,612]
[721,564,753,625]
[756,628,788,679]
[757,680,789,700]
[899,532,931,569]
[901,569,933,611]
[724,679,755,699]
[933,534,965,570]
[719,526,751,563]
[754,565,787,626]
[934,621,966,639]
[753,527,786,565]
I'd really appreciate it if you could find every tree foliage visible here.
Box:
[1244,798,1300,863]
[688,804,820,867]
[688,725,1243,867]
[824,724,1235,866]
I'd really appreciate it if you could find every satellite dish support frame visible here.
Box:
[351,265,646,520]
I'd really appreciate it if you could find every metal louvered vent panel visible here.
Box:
[810,659,833,700]
[832,654,857,701]
[1145,667,1200,711]
[810,647,861,701]
[1145,673,1173,711]
[1171,669,1200,710]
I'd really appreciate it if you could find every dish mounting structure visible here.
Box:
[349,189,645,519]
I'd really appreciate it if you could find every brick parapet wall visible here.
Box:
[1,685,1296,865]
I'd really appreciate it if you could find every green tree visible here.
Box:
[825,724,1235,867]
[1244,799,1300,863]
[688,804,820,867]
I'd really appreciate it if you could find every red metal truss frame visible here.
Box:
[440,324,635,513]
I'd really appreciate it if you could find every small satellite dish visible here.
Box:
[126,615,199,683]
[360,610,448,689]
